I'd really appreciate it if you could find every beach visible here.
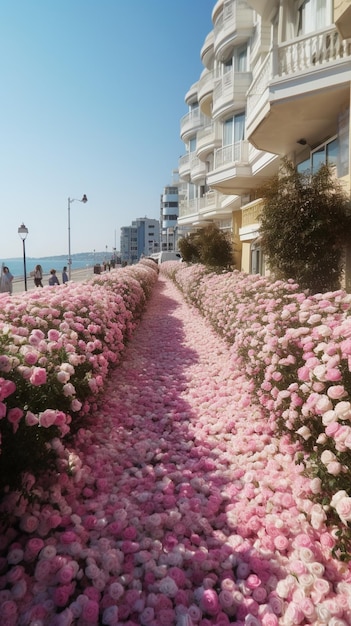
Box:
[12,266,98,294]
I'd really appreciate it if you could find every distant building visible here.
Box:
[160,170,182,251]
[120,217,160,264]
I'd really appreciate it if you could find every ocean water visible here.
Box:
[1,251,111,279]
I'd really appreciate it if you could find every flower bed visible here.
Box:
[161,263,351,561]
[0,260,158,494]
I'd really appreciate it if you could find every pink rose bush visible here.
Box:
[1,266,351,623]
[0,260,158,493]
[162,263,351,559]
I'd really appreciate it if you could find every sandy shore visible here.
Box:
[12,266,98,294]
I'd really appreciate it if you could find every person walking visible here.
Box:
[62,266,68,284]
[0,266,14,294]
[48,269,60,286]
[34,264,43,287]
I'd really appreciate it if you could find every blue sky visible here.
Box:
[0,0,214,259]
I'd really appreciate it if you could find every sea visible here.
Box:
[1,251,110,280]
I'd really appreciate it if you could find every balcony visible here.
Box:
[246,26,351,155]
[212,70,252,119]
[239,198,264,242]
[178,191,233,228]
[196,122,222,161]
[198,68,215,117]
[208,140,254,194]
[178,154,191,181]
[200,30,215,69]
[180,107,207,142]
[190,154,207,183]
[213,0,254,60]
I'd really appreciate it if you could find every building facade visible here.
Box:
[178,0,351,282]
[160,170,181,252]
[120,218,160,264]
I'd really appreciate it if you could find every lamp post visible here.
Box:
[67,194,88,280]
[18,223,29,291]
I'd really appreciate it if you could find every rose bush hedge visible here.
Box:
[161,262,351,560]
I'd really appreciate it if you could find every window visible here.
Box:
[235,45,247,72]
[223,57,232,74]
[189,136,197,153]
[297,136,339,175]
[297,0,332,35]
[312,136,338,172]
[223,113,245,146]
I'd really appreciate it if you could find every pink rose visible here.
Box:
[29,366,47,386]
[53,584,73,607]
[7,408,23,431]
[20,514,39,533]
[200,589,219,615]
[25,410,39,426]
[81,599,99,622]
[39,409,57,428]
[262,615,279,626]
[335,495,351,523]
[327,385,347,400]
[140,607,154,625]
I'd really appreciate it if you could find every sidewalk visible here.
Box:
[12,267,96,294]
[1,274,349,623]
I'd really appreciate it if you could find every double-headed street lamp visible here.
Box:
[18,223,29,291]
[67,194,88,280]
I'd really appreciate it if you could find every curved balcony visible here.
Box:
[207,140,253,194]
[178,154,191,181]
[198,68,214,117]
[180,108,207,143]
[196,122,222,161]
[212,70,252,120]
[200,30,215,69]
[190,154,207,183]
[245,0,278,21]
[184,81,199,106]
[246,26,351,155]
[213,0,254,61]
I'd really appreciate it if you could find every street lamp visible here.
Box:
[18,223,29,291]
[67,194,88,280]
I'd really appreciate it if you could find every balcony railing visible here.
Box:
[247,26,351,122]
[213,0,254,46]
[241,199,264,228]
[277,26,351,75]
[180,108,207,139]
[214,140,250,168]
[213,70,252,118]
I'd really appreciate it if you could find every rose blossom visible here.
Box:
[29,366,47,386]
[159,576,178,597]
[200,589,219,615]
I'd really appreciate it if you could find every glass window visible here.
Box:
[297,158,310,174]
[311,146,325,172]
[235,45,247,72]
[326,138,338,167]
[297,0,331,35]
[189,136,197,153]
[223,113,245,146]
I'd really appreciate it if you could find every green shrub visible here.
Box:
[259,159,351,293]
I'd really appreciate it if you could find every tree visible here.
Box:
[178,223,234,270]
[259,159,351,293]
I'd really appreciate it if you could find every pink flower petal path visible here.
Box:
[2,276,351,625]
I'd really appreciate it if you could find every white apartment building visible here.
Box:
[160,170,182,252]
[178,0,351,283]
[120,217,160,264]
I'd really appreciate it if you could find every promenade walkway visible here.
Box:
[12,267,97,294]
[3,274,347,624]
